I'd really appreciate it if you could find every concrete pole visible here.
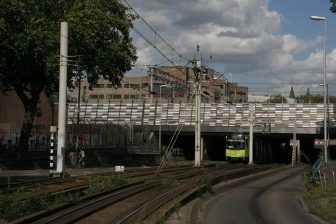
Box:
[323,19,328,165]
[310,16,327,164]
[76,76,81,151]
[201,136,204,160]
[249,104,254,164]
[150,74,153,104]
[195,79,201,167]
[159,86,162,152]
[297,140,301,164]
[57,22,68,173]
[292,101,297,166]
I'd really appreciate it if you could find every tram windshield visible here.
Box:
[226,140,246,150]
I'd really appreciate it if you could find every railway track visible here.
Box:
[8,163,281,224]
[0,164,195,194]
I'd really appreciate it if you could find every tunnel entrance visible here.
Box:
[162,132,321,164]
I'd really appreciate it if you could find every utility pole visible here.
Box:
[76,62,81,152]
[193,59,202,167]
[249,104,254,164]
[292,101,297,166]
[57,22,68,174]
[150,73,153,104]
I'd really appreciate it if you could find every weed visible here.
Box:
[84,174,138,195]
[161,179,182,187]
[0,174,139,222]
[303,184,336,223]
[0,187,52,221]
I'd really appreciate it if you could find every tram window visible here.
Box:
[227,140,245,150]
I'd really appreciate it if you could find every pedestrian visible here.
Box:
[78,148,85,167]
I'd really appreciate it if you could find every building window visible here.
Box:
[106,84,113,88]
[89,94,104,99]
[124,95,139,99]
[93,83,105,88]
[130,84,140,89]
[124,83,131,88]
[106,94,121,99]
[113,94,122,99]
[130,95,139,99]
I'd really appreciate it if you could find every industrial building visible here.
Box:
[72,65,248,104]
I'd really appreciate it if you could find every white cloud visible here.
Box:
[126,0,334,96]
[282,34,308,53]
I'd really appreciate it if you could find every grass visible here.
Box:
[0,174,139,222]
[303,184,336,223]
[0,187,53,221]
[84,173,139,195]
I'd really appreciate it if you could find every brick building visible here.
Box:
[0,91,56,145]
[72,65,248,104]
[0,65,248,144]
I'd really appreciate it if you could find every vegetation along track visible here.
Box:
[1,164,206,222]
[9,163,282,224]
[0,164,197,195]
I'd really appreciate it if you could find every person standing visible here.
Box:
[78,149,85,167]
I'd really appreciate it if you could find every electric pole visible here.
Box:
[57,22,68,174]
[193,59,202,167]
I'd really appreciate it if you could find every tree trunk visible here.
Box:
[18,107,35,157]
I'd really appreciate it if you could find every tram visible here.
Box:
[225,134,249,163]
[225,133,273,163]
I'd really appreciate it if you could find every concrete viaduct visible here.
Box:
[67,102,336,161]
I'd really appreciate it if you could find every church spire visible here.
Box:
[289,85,295,99]
[306,88,310,96]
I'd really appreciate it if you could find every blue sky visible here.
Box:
[269,0,335,56]
[127,0,336,97]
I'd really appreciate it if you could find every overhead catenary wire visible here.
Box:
[123,0,190,63]
[122,1,236,101]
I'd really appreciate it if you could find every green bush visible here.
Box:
[303,184,336,223]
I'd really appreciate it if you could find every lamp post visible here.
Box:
[159,84,171,152]
[320,83,329,153]
[311,15,327,164]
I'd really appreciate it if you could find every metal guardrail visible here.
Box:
[309,153,324,184]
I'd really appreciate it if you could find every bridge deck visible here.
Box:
[67,103,335,134]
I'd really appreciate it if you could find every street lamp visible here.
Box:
[320,83,329,153]
[159,84,171,152]
[311,15,327,164]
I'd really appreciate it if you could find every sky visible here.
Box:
[125,0,336,97]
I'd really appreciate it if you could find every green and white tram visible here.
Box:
[225,134,249,163]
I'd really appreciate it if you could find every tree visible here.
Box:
[0,0,137,155]
[330,0,336,13]
[296,94,323,103]
[266,94,287,103]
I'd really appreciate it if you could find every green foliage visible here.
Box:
[303,184,336,223]
[296,94,324,103]
[0,174,139,221]
[0,0,137,150]
[295,94,336,104]
[84,174,138,195]
[0,187,52,221]
[266,94,287,103]
[330,0,336,13]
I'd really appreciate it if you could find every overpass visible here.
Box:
[67,102,335,134]
[67,102,336,162]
